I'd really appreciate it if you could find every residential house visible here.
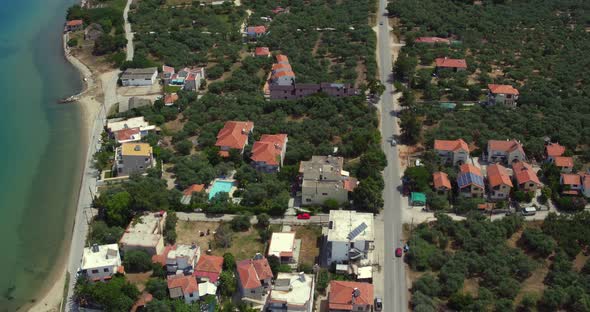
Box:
[166,275,200,304]
[181,184,205,205]
[194,255,223,284]
[255,47,271,57]
[215,121,254,157]
[270,54,296,86]
[120,67,158,86]
[561,173,583,195]
[246,26,267,38]
[113,127,141,144]
[435,57,467,72]
[114,143,155,176]
[276,54,290,64]
[267,273,314,312]
[65,19,83,32]
[487,139,526,164]
[325,210,374,265]
[267,232,296,264]
[488,84,519,107]
[237,258,273,301]
[512,161,542,192]
[272,6,286,14]
[414,37,450,44]
[251,134,288,173]
[433,139,469,166]
[328,281,373,312]
[269,83,357,100]
[545,142,565,162]
[163,66,206,91]
[457,164,485,198]
[107,116,156,137]
[487,163,513,200]
[432,171,452,194]
[300,155,358,206]
[119,211,167,256]
[164,93,179,106]
[166,244,200,274]
[554,156,574,173]
[80,244,123,282]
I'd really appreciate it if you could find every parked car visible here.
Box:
[521,207,536,216]
[374,298,383,311]
[297,213,311,220]
[391,139,397,147]
[395,247,403,257]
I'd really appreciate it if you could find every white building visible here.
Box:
[166,244,200,274]
[120,67,158,86]
[119,211,167,256]
[267,232,296,264]
[267,273,315,312]
[106,116,156,136]
[80,244,122,282]
[325,210,374,265]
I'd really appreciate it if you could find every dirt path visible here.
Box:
[123,0,134,60]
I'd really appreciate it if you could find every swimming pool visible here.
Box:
[208,180,234,200]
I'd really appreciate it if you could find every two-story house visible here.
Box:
[432,171,452,194]
[457,164,485,198]
[80,244,123,282]
[512,161,542,193]
[251,134,288,173]
[487,163,513,200]
[300,156,358,206]
[167,275,200,304]
[267,273,314,312]
[324,210,374,265]
[488,84,519,107]
[328,281,373,312]
[194,255,223,284]
[65,20,83,32]
[554,156,574,173]
[166,244,200,274]
[237,258,273,302]
[161,66,206,91]
[119,211,167,256]
[114,142,155,176]
[433,139,469,166]
[487,139,526,164]
[561,173,583,195]
[545,142,566,163]
[246,25,267,38]
[215,121,254,157]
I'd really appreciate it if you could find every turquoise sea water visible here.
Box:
[0,0,84,310]
[208,181,234,200]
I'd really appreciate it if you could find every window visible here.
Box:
[322,193,328,196]
[251,290,256,294]
[103,268,109,272]
[305,198,312,202]
[91,269,99,274]
[189,293,194,297]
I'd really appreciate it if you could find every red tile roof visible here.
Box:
[487,163,513,188]
[460,163,482,176]
[488,84,519,95]
[329,281,373,311]
[251,134,287,166]
[272,6,285,14]
[183,184,205,196]
[433,172,451,189]
[237,260,261,289]
[164,93,179,104]
[512,161,541,186]
[162,65,175,73]
[255,47,270,56]
[152,245,176,266]
[215,121,254,150]
[66,20,83,27]
[272,71,296,79]
[114,127,141,142]
[276,54,289,63]
[435,57,467,69]
[167,275,199,295]
[253,258,273,280]
[561,173,581,186]
[343,178,359,192]
[272,63,292,71]
[488,139,525,155]
[131,293,153,312]
[554,156,573,168]
[545,143,565,158]
[434,139,469,152]
[415,37,450,44]
[194,255,223,283]
[247,26,267,34]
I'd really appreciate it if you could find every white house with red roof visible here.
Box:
[65,19,83,32]
[166,275,200,304]
[251,134,288,173]
[194,255,223,284]
[432,171,452,194]
[328,280,373,312]
[487,163,513,200]
[435,57,467,71]
[512,161,542,192]
[237,258,273,302]
[113,127,141,143]
[181,184,205,205]
[554,156,574,173]
[487,139,526,164]
[434,139,469,166]
[488,84,519,107]
[545,142,566,162]
[215,121,254,157]
[560,173,583,195]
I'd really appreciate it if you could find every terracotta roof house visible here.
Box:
[328,281,373,312]
[167,275,208,304]
[246,26,267,38]
[276,54,290,64]
[164,93,179,106]
[435,57,467,71]
[237,258,273,301]
[251,134,288,173]
[554,156,574,173]
[457,164,484,198]
[433,171,452,193]
[488,84,519,107]
[114,127,141,144]
[415,37,450,44]
[65,19,83,31]
[272,63,293,73]
[434,139,470,166]
[255,47,270,57]
[487,139,526,164]
[215,121,254,157]
[545,143,566,162]
[271,70,296,86]
[512,161,542,192]
[560,173,583,195]
[487,164,513,200]
[181,184,205,205]
[194,255,223,283]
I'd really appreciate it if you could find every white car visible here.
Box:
[391,139,397,146]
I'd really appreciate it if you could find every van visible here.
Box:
[521,207,536,216]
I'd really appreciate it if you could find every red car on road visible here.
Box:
[297,213,311,220]
[395,247,403,257]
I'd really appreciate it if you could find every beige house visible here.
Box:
[512,161,542,192]
[433,139,469,166]
[119,212,167,256]
[487,164,513,200]
[457,164,485,198]
[487,140,526,164]
[300,156,358,206]
[115,143,155,176]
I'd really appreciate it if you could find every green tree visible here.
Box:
[230,214,251,231]
[123,250,152,273]
[146,278,168,300]
[218,271,236,297]
[88,221,124,245]
[223,253,236,271]
[351,177,384,212]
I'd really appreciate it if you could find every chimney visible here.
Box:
[352,288,360,304]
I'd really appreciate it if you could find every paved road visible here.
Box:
[375,0,408,311]
[123,0,134,61]
[176,212,330,225]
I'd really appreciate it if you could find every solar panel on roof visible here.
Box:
[347,222,368,240]
[458,173,484,188]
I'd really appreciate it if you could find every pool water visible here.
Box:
[208,180,234,200]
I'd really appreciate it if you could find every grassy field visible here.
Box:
[293,225,322,268]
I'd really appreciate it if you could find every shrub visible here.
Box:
[123,250,152,273]
[230,214,251,232]
[67,38,78,47]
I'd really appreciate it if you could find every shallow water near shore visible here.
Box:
[0,0,85,310]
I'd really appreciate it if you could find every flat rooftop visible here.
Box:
[327,210,374,242]
[107,117,150,132]
[300,155,346,181]
[268,232,295,258]
[269,273,314,306]
[81,244,120,270]
[120,212,166,248]
[121,67,157,79]
[121,142,152,157]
